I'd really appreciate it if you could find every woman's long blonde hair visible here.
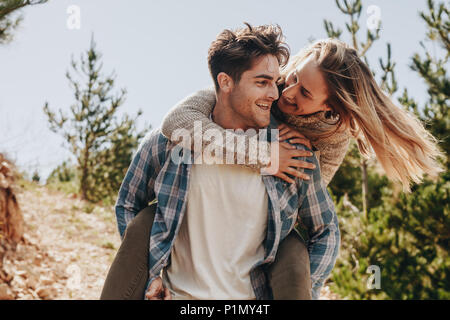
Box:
[281,38,444,191]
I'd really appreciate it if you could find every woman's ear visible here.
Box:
[217,72,234,93]
[323,103,333,112]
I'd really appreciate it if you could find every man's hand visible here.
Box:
[145,276,172,300]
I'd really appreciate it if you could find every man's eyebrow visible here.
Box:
[254,74,282,82]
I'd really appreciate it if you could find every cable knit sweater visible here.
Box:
[161,87,351,185]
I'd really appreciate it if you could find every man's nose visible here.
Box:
[267,82,279,101]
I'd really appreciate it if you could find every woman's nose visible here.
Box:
[282,83,299,100]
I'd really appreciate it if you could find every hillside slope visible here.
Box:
[1,184,120,299]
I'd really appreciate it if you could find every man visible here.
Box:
[102,23,339,300]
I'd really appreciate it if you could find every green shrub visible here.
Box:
[330,174,450,299]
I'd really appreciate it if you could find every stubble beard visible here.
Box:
[230,90,269,130]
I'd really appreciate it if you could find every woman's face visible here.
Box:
[277,55,331,116]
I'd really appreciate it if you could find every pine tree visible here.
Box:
[0,0,47,44]
[0,1,46,266]
[401,0,449,166]
[43,36,148,202]
[31,169,40,183]
[324,0,396,217]
[329,0,449,299]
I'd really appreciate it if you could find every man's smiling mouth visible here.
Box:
[256,102,270,110]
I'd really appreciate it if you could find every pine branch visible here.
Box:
[0,0,47,18]
[324,20,342,39]
[379,43,398,95]
[0,0,47,43]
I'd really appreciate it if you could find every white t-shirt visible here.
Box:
[162,162,268,300]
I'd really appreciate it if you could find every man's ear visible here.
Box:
[217,72,234,93]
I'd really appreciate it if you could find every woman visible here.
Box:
[161,38,443,189]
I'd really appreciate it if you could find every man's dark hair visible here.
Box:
[208,23,290,91]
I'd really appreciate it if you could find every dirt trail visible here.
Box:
[1,185,120,299]
[1,184,339,300]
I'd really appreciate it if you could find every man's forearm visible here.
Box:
[115,170,148,240]
[114,130,163,240]
[115,203,140,240]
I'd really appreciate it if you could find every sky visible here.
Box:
[0,0,434,181]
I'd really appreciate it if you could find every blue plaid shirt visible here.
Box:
[115,115,340,300]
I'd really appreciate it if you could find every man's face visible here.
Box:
[228,54,281,129]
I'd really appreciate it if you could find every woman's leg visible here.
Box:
[266,230,312,299]
[100,204,156,300]
[100,205,311,300]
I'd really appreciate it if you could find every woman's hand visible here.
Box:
[278,123,312,149]
[269,142,316,184]
[261,124,315,184]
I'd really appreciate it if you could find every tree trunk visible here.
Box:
[80,145,90,201]
[360,158,369,219]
